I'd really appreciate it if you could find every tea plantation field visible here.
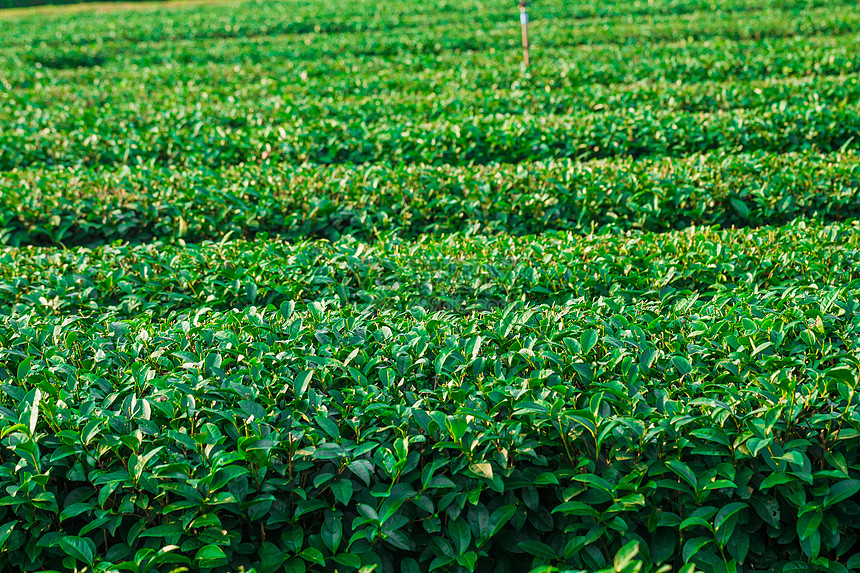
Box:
[2,0,860,571]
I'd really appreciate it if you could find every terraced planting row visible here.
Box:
[0,221,855,318]
[4,103,858,169]
[3,0,856,49]
[9,76,860,123]
[3,281,860,572]
[7,31,860,82]
[2,0,860,571]
[3,152,859,246]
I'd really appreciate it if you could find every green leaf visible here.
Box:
[797,510,822,541]
[429,555,455,571]
[746,437,771,457]
[552,501,599,517]
[572,362,594,381]
[332,553,361,569]
[59,536,95,566]
[315,415,340,439]
[650,528,676,563]
[245,281,258,303]
[469,462,493,479]
[824,480,860,507]
[336,283,349,306]
[16,358,32,380]
[640,347,658,369]
[672,355,693,377]
[195,544,227,566]
[0,522,14,547]
[800,528,821,559]
[210,466,249,492]
[690,428,731,448]
[321,515,342,553]
[488,505,516,538]
[580,329,599,354]
[347,460,373,486]
[401,557,420,573]
[379,487,411,523]
[280,300,296,320]
[140,524,183,538]
[332,553,362,568]
[239,400,267,421]
[760,472,795,489]
[299,547,325,566]
[666,460,697,489]
[379,368,396,388]
[682,536,711,562]
[59,502,93,522]
[447,519,472,554]
[331,479,354,506]
[28,388,41,435]
[203,352,222,376]
[517,539,557,560]
[726,529,750,564]
[466,336,483,361]
[284,558,307,573]
[572,473,614,494]
[456,551,478,572]
[680,516,712,531]
[730,197,750,219]
[0,424,26,438]
[513,401,549,416]
[293,369,313,398]
[827,365,856,383]
[714,502,748,530]
[384,529,413,551]
[614,540,639,569]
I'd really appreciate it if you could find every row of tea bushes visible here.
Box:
[0,220,857,318]
[1,287,859,571]
[2,152,859,246]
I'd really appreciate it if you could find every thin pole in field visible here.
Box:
[519,1,530,68]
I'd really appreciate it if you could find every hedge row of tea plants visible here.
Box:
[3,98,859,169]
[2,152,859,246]
[2,287,860,572]
[5,0,858,46]
[7,55,860,118]
[10,64,860,110]
[0,221,856,319]
[7,37,860,107]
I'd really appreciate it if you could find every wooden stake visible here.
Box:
[519,2,530,68]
